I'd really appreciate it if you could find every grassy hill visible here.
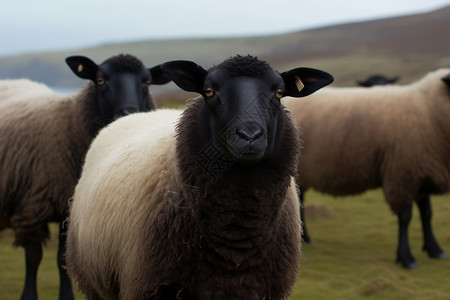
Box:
[0,5,449,105]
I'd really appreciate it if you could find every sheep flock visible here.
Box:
[1,49,449,300]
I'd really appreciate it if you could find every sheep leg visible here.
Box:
[298,188,314,244]
[396,205,418,269]
[57,222,74,300]
[416,195,447,259]
[20,241,42,300]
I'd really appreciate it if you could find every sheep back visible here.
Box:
[66,108,301,299]
[0,79,57,107]
[284,68,450,213]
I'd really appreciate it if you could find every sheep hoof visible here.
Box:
[401,261,418,270]
[302,238,315,245]
[396,257,418,269]
[423,245,447,259]
[301,233,314,245]
[431,251,447,260]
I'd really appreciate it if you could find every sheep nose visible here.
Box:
[120,108,137,116]
[237,128,262,142]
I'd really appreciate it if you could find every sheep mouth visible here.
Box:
[224,141,267,165]
[235,151,266,165]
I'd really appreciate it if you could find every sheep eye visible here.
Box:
[204,87,214,97]
[145,80,151,88]
[275,88,284,99]
[97,78,105,85]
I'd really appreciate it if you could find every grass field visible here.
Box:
[1,189,450,299]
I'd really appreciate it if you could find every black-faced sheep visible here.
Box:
[284,68,450,269]
[66,55,334,299]
[0,54,170,300]
[357,74,400,87]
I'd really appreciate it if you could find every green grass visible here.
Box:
[1,189,450,299]
[293,189,450,300]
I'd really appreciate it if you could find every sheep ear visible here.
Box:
[161,60,207,93]
[442,74,450,86]
[66,56,98,81]
[357,80,371,87]
[148,65,172,85]
[281,67,334,97]
[389,76,400,84]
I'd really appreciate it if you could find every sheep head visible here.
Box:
[163,55,333,166]
[357,74,400,87]
[66,54,170,122]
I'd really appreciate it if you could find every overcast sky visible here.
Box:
[1,0,449,57]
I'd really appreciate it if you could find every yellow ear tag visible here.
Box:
[295,76,304,92]
[77,64,83,73]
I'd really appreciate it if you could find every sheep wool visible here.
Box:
[285,68,450,213]
[0,80,92,244]
[66,106,302,300]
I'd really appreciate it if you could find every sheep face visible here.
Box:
[200,68,288,165]
[162,55,333,165]
[66,54,170,122]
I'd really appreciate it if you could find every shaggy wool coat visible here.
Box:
[67,102,302,299]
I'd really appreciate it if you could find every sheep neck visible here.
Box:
[73,82,107,138]
[196,185,287,270]
[62,83,107,196]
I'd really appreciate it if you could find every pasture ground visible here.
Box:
[1,189,450,299]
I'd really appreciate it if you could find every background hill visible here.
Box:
[1,5,449,105]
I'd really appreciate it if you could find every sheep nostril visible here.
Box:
[120,108,137,116]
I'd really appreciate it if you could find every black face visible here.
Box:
[65,54,171,123]
[94,63,152,121]
[202,69,285,165]
[161,55,334,166]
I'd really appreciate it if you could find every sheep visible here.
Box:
[357,74,400,87]
[0,54,170,300]
[283,68,450,269]
[65,55,334,299]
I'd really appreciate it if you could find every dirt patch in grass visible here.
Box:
[362,277,394,295]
